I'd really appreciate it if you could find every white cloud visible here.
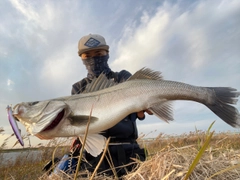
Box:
[1,0,239,143]
[8,0,55,30]
[6,79,15,91]
[0,46,8,57]
[111,6,170,72]
[137,115,239,138]
[112,0,240,79]
[9,0,39,22]
[39,43,84,97]
[7,79,14,86]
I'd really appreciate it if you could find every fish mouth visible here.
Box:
[41,109,65,132]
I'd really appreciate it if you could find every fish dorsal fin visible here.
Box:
[83,68,162,93]
[79,134,106,157]
[128,67,163,81]
[83,73,118,93]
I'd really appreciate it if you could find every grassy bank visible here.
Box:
[1,129,240,179]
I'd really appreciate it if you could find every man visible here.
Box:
[45,34,150,177]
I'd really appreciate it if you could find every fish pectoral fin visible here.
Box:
[70,115,98,126]
[149,101,174,123]
[79,134,106,157]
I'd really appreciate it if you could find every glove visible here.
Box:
[70,137,82,156]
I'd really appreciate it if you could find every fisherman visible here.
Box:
[44,34,151,177]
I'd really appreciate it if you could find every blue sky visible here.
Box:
[0,0,240,148]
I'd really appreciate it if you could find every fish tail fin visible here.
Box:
[206,87,240,127]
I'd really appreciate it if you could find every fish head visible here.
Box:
[12,100,71,137]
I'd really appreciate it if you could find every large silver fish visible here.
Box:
[11,68,240,156]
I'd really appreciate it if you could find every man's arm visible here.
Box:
[71,78,88,95]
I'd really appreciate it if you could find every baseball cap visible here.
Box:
[78,34,109,56]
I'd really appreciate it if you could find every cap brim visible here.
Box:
[78,45,109,56]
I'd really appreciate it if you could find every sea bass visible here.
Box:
[10,68,240,156]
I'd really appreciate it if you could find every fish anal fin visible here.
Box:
[149,101,174,123]
[128,67,163,81]
[79,134,106,157]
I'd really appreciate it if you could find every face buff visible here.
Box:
[82,54,111,79]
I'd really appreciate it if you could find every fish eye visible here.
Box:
[29,101,39,106]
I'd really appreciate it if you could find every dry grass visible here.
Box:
[133,131,240,179]
[1,128,240,180]
[124,149,240,180]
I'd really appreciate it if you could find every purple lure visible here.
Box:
[7,105,24,146]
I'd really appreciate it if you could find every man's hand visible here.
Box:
[137,109,153,119]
